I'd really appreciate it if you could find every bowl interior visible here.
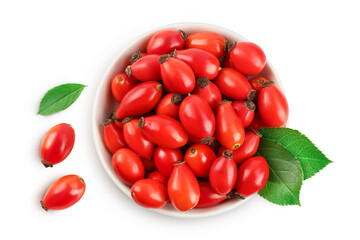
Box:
[92,22,281,218]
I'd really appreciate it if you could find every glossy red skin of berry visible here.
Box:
[246,111,269,131]
[221,53,234,68]
[216,102,245,150]
[258,85,288,127]
[103,121,127,154]
[179,95,215,139]
[167,162,200,212]
[184,144,216,178]
[193,78,222,113]
[123,119,155,159]
[111,73,138,103]
[172,48,220,79]
[139,156,157,172]
[154,147,183,177]
[127,54,161,82]
[112,148,145,186]
[249,76,271,95]
[115,81,162,119]
[147,29,186,54]
[155,93,181,120]
[196,180,227,208]
[236,156,269,198]
[214,68,254,100]
[218,131,261,165]
[160,56,196,94]
[231,100,255,128]
[131,179,168,208]
[148,171,168,185]
[140,115,188,148]
[185,31,226,58]
[41,175,85,211]
[209,154,237,196]
[40,123,75,167]
[229,42,266,75]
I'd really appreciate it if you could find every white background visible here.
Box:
[1,0,359,239]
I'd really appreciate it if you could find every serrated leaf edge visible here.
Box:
[257,145,303,207]
[259,127,333,180]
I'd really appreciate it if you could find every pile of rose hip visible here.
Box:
[104,29,289,212]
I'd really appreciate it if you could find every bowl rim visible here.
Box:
[92,22,282,218]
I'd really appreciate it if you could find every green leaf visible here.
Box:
[38,83,87,115]
[259,128,332,180]
[256,138,303,206]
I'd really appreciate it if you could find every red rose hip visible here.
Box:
[168,162,200,211]
[179,94,215,140]
[40,123,75,168]
[258,84,288,127]
[193,77,222,113]
[216,101,245,150]
[235,156,269,198]
[159,54,196,94]
[131,179,168,208]
[171,48,220,79]
[115,81,162,119]
[209,151,237,196]
[138,115,188,148]
[228,41,266,75]
[125,54,161,82]
[112,148,145,186]
[185,31,226,58]
[41,175,86,211]
[218,130,261,165]
[214,68,255,100]
[147,29,187,54]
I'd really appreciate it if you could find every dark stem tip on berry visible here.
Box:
[41,161,53,168]
[245,101,256,112]
[226,191,234,199]
[226,41,237,52]
[79,177,85,184]
[156,84,163,91]
[179,29,187,41]
[102,118,113,126]
[130,52,142,63]
[125,65,131,77]
[138,117,145,129]
[159,54,170,64]
[171,93,183,105]
[170,49,177,58]
[262,80,275,88]
[258,78,265,84]
[122,117,133,124]
[233,143,241,150]
[40,201,48,211]
[222,150,233,159]
[219,100,232,105]
[196,77,210,88]
[247,89,256,101]
[252,129,262,138]
[174,161,185,167]
[234,192,246,200]
[190,148,197,154]
[111,112,121,122]
[200,137,214,145]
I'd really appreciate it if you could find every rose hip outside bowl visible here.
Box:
[92,22,284,218]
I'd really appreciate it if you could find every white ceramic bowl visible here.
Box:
[92,22,282,218]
